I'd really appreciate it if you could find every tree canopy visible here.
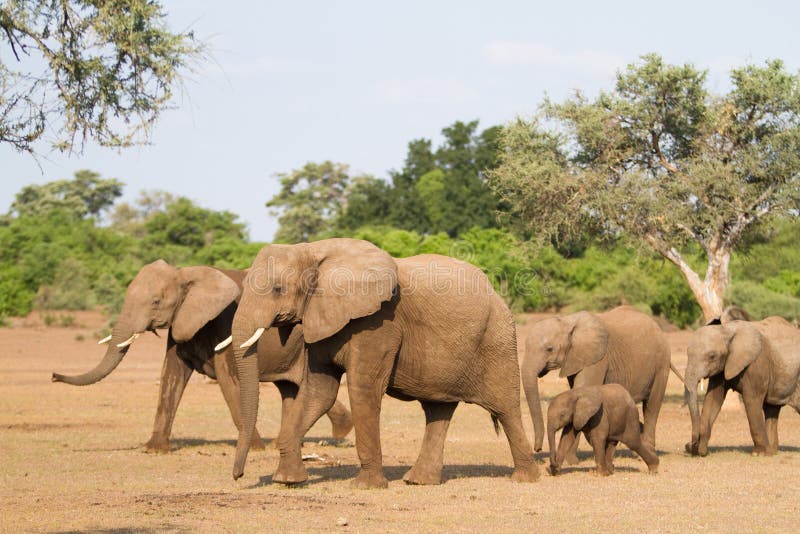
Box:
[0,0,202,153]
[490,54,800,320]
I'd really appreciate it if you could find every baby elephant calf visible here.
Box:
[547,384,659,476]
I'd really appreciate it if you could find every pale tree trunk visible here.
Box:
[646,235,731,322]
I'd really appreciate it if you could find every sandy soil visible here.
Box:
[2,312,799,532]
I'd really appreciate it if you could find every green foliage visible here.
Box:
[11,170,123,219]
[491,54,800,319]
[728,281,800,321]
[0,0,203,153]
[33,257,94,310]
[267,161,354,243]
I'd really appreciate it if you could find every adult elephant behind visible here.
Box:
[521,306,672,453]
[684,317,800,456]
[52,260,352,452]
[231,238,539,488]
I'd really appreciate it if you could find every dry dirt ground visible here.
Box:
[2,311,800,533]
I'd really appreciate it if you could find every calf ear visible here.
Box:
[171,267,241,343]
[724,322,763,380]
[573,389,603,430]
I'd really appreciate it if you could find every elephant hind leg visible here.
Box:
[326,400,353,440]
[641,365,669,449]
[604,440,618,474]
[403,401,458,485]
[493,407,540,483]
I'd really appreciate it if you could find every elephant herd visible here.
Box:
[52,238,800,487]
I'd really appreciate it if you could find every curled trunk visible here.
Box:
[52,323,133,385]
[232,316,262,480]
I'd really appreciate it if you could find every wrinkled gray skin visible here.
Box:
[231,238,539,488]
[521,306,671,460]
[52,260,352,452]
[547,384,659,476]
[684,317,800,457]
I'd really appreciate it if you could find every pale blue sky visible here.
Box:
[2,0,798,241]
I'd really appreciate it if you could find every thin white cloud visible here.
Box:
[483,42,624,76]
[373,77,479,105]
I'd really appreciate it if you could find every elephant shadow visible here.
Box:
[705,444,800,454]
[252,463,516,488]
[168,435,352,452]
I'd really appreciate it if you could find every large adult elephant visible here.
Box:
[684,317,800,456]
[229,238,539,488]
[52,260,352,452]
[521,306,671,454]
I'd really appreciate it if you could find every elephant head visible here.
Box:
[230,238,398,479]
[52,260,240,385]
[546,388,603,468]
[522,311,608,451]
[684,321,764,453]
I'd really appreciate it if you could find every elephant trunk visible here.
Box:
[522,372,544,452]
[51,321,134,385]
[684,369,702,452]
[232,311,271,480]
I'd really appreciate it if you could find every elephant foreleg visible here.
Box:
[697,374,726,456]
[146,342,192,453]
[403,401,458,485]
[764,403,782,454]
[551,425,578,474]
[213,350,266,450]
[740,379,770,455]
[588,432,611,476]
[272,364,343,485]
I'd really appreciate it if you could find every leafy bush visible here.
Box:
[33,257,94,310]
[729,281,800,320]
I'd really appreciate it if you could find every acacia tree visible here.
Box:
[0,0,201,153]
[490,55,800,321]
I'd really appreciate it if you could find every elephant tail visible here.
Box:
[491,414,500,436]
[669,361,686,385]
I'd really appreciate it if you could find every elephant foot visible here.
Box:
[351,469,388,489]
[144,437,171,454]
[564,453,580,466]
[511,463,540,483]
[684,442,706,457]
[593,468,612,477]
[548,464,559,476]
[403,465,442,485]
[249,435,267,451]
[330,418,354,440]
[647,465,659,475]
[751,447,774,457]
[273,458,308,485]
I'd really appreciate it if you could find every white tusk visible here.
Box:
[97,335,112,345]
[116,333,140,348]
[240,327,265,349]
[214,336,233,352]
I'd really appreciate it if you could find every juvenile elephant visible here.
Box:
[230,238,539,488]
[52,260,352,452]
[522,306,671,455]
[684,317,800,456]
[547,384,659,476]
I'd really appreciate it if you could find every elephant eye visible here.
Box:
[545,346,554,353]
[273,286,285,295]
[152,297,161,306]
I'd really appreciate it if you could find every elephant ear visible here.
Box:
[573,388,603,430]
[303,238,398,344]
[171,267,241,342]
[724,322,764,380]
[560,312,609,378]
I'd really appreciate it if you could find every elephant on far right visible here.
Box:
[684,317,800,457]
